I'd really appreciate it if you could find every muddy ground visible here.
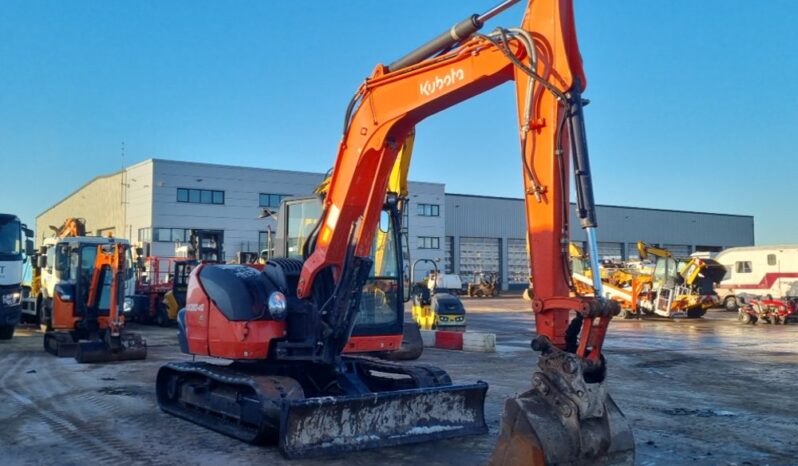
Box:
[1,298,797,465]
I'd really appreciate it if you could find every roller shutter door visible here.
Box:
[597,242,623,260]
[459,237,501,285]
[444,236,454,273]
[507,238,529,285]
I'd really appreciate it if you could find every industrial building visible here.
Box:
[37,158,755,290]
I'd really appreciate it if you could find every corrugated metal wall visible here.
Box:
[445,193,754,289]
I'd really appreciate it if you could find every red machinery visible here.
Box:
[156,0,633,463]
[738,295,798,325]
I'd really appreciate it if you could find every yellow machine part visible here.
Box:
[162,291,180,321]
[637,240,672,260]
[412,302,435,331]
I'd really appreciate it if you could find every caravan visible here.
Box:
[715,245,798,310]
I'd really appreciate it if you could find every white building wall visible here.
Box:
[124,159,154,244]
[134,159,446,264]
[149,159,325,260]
[406,182,446,281]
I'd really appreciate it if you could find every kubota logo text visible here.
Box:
[420,68,465,96]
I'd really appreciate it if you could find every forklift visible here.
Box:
[131,256,198,326]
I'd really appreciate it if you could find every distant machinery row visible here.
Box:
[37,159,754,290]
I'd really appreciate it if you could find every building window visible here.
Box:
[735,261,752,273]
[767,254,777,266]
[260,193,289,209]
[177,188,224,205]
[138,228,152,243]
[416,203,440,217]
[153,228,190,242]
[418,236,440,249]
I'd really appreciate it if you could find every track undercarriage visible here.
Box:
[44,329,147,363]
[156,356,488,458]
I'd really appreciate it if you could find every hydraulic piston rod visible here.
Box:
[567,78,604,297]
[388,0,521,72]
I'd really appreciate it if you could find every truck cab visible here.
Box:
[0,214,33,339]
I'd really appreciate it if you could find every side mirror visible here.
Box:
[22,227,33,238]
[25,239,34,256]
[37,254,47,268]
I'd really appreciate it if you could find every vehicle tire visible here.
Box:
[39,298,53,332]
[36,297,46,326]
[738,312,753,324]
[476,289,484,298]
[155,305,170,327]
[724,296,738,312]
[618,308,633,320]
[0,325,14,340]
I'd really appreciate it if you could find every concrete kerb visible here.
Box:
[419,329,496,353]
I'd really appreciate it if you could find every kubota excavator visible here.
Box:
[156,0,634,463]
[44,241,146,363]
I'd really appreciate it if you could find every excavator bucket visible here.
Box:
[74,333,147,364]
[279,382,488,458]
[490,389,634,465]
[489,345,635,466]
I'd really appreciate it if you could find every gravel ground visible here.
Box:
[1,297,796,465]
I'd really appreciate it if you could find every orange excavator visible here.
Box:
[156,0,634,463]
[44,241,147,363]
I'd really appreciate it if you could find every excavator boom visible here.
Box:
[294,0,633,462]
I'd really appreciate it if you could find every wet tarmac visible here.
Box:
[1,297,796,465]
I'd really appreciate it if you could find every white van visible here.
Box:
[715,245,798,310]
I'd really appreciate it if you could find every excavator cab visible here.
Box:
[274,195,405,338]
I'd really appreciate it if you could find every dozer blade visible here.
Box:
[279,382,488,459]
[74,334,147,364]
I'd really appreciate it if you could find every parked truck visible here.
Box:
[714,245,798,311]
[0,214,34,339]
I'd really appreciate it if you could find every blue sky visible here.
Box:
[1,1,796,243]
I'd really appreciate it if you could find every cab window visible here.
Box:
[735,261,752,273]
[356,213,400,327]
[286,200,322,259]
[55,243,71,277]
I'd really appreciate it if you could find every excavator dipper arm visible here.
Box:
[296,1,633,463]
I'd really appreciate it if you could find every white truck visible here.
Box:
[0,214,34,339]
[714,245,798,311]
[22,235,136,326]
